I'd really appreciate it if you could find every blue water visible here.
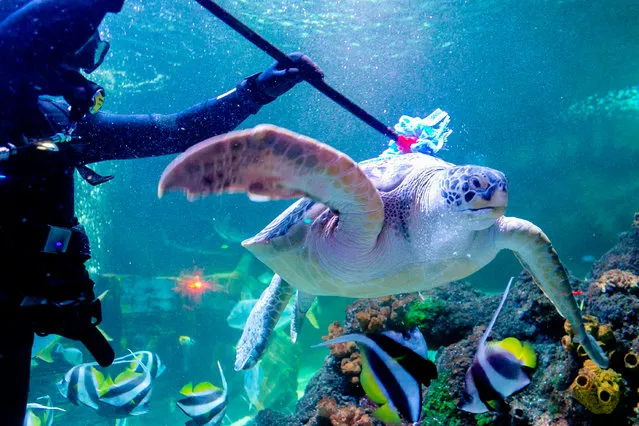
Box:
[25,0,639,424]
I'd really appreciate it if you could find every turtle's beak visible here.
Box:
[473,186,508,209]
[466,184,508,219]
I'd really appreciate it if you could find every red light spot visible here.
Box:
[572,291,583,296]
[172,268,226,309]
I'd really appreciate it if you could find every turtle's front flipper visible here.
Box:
[158,124,384,251]
[291,291,316,343]
[496,216,609,368]
[235,274,293,371]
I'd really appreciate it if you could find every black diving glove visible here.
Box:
[250,52,324,104]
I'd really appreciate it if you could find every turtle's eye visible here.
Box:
[469,175,488,190]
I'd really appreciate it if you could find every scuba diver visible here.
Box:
[0,0,324,423]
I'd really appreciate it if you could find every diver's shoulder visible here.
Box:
[36,96,71,132]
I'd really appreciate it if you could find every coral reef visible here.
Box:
[354,310,386,333]
[624,351,639,371]
[586,217,639,342]
[323,321,356,359]
[403,296,448,329]
[313,397,373,426]
[594,269,639,293]
[349,295,415,333]
[253,354,375,426]
[569,360,623,414]
[419,369,467,426]
[339,352,361,384]
[320,322,363,384]
[258,213,639,425]
[562,315,617,361]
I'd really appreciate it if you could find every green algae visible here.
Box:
[405,297,448,329]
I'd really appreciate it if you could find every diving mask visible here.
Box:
[62,31,110,75]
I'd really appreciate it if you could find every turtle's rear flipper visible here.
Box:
[235,274,293,371]
[291,291,316,343]
[158,124,384,249]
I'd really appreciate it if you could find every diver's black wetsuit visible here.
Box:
[0,78,274,424]
[0,0,323,420]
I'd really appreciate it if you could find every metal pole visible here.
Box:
[194,0,399,141]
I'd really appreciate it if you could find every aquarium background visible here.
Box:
[30,0,639,424]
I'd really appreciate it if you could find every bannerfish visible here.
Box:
[315,328,437,424]
[115,350,166,379]
[23,396,65,426]
[57,363,102,411]
[57,353,156,422]
[458,277,537,413]
[92,366,153,419]
[177,361,228,426]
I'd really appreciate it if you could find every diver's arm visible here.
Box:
[74,76,265,163]
[76,52,324,164]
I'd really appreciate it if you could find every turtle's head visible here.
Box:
[437,165,508,230]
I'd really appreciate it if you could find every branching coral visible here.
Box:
[340,352,362,384]
[323,321,357,358]
[315,397,373,426]
[352,295,414,332]
[355,310,387,333]
[569,360,622,414]
[594,269,639,293]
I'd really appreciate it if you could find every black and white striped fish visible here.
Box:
[177,361,227,426]
[114,350,166,379]
[458,278,537,413]
[56,363,102,411]
[57,353,155,423]
[94,367,153,418]
[315,327,437,424]
[23,396,65,426]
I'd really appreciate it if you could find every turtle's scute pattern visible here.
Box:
[158,125,610,371]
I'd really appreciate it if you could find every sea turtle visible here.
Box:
[158,124,608,371]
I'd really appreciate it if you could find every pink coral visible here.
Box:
[315,397,373,426]
[340,352,362,384]
[353,294,415,332]
[323,321,356,358]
